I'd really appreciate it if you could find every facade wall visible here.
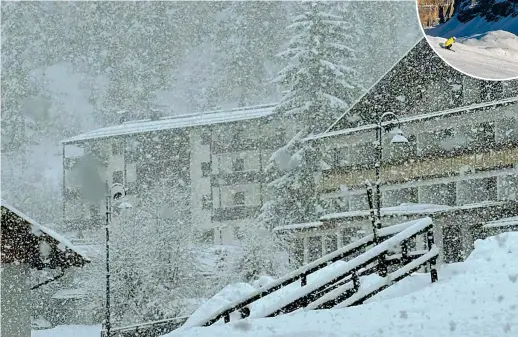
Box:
[320,103,518,193]
[63,112,301,244]
[189,127,213,231]
[1,264,30,337]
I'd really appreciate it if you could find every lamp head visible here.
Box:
[391,133,409,144]
[117,201,133,209]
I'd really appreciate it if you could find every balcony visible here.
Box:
[211,205,261,222]
[211,170,264,186]
[212,134,286,154]
[322,145,518,192]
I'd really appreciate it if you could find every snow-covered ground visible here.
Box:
[32,325,101,337]
[165,232,518,337]
[32,232,518,337]
[426,30,518,80]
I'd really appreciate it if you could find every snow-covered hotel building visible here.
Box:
[62,38,517,253]
[61,104,299,244]
[275,38,518,265]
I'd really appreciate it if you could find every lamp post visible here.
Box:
[373,112,408,276]
[104,182,132,337]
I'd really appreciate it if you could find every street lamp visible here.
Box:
[104,182,132,337]
[373,112,408,276]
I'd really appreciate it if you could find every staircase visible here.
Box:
[103,217,439,336]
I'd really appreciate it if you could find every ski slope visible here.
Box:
[427,30,518,80]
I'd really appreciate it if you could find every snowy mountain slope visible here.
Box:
[160,232,518,337]
[427,30,518,79]
[427,14,518,37]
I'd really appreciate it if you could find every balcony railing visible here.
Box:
[211,205,261,222]
[322,145,518,192]
[212,134,286,154]
[211,170,264,186]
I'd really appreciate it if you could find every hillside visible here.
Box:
[418,0,455,27]
[427,0,518,37]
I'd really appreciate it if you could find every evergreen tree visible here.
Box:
[235,2,365,276]
[273,1,361,134]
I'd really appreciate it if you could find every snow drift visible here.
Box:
[164,232,518,337]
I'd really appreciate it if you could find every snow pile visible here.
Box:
[427,30,518,79]
[32,325,101,337]
[164,232,518,337]
[181,261,350,328]
[182,283,256,328]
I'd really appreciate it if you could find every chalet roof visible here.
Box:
[1,199,90,269]
[307,96,518,141]
[324,37,518,133]
[62,103,277,144]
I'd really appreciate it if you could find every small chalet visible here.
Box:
[1,199,90,337]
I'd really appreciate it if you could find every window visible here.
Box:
[435,128,455,140]
[202,195,212,210]
[112,141,123,155]
[112,171,123,184]
[471,121,495,147]
[89,205,100,219]
[232,158,245,172]
[201,162,211,177]
[420,183,456,206]
[200,132,212,145]
[332,147,349,167]
[481,82,504,101]
[354,142,376,167]
[234,191,245,206]
[308,236,322,262]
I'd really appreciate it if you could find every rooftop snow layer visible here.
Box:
[309,96,518,141]
[62,103,277,144]
[483,216,518,228]
[1,199,90,262]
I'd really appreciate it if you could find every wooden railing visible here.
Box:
[183,218,435,328]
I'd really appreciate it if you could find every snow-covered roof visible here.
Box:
[483,216,518,229]
[320,203,453,221]
[52,288,88,300]
[1,199,90,264]
[323,38,423,134]
[308,96,518,141]
[273,221,324,232]
[62,103,277,144]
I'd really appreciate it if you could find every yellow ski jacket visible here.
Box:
[445,37,455,47]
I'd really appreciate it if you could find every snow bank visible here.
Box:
[32,325,101,337]
[182,282,256,328]
[164,232,518,337]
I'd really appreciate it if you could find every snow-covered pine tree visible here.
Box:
[273,1,361,134]
[234,2,363,277]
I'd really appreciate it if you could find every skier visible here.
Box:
[444,37,455,50]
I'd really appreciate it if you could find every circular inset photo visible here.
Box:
[417,0,518,81]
